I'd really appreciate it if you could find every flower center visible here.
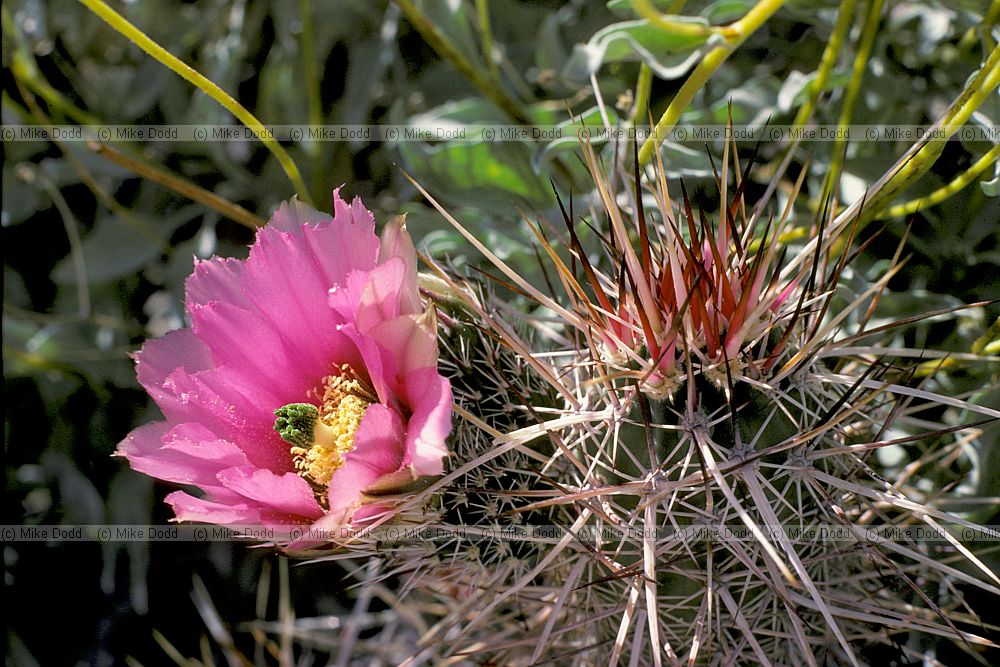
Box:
[273,365,376,496]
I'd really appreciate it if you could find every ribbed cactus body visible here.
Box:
[413,296,995,665]
[318,164,997,665]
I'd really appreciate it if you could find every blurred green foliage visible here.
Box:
[3,0,998,663]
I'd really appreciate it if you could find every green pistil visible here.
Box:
[273,403,320,447]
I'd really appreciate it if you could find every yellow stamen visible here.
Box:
[289,365,375,488]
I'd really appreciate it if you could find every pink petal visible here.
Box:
[377,218,420,316]
[350,404,406,474]
[117,422,250,488]
[367,313,439,376]
[189,301,316,399]
[186,256,249,309]
[328,268,368,324]
[135,329,213,406]
[152,364,291,472]
[329,258,411,333]
[216,467,324,520]
[334,323,393,408]
[166,490,265,525]
[308,196,379,287]
[116,421,170,467]
[307,462,387,530]
[402,368,452,475]
[269,190,379,282]
[333,313,438,408]
[268,196,333,233]
[134,332,290,466]
[335,189,377,234]
[324,404,407,517]
[355,257,420,331]
[356,258,410,331]
[239,225,370,371]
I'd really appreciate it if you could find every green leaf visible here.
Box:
[413,0,483,67]
[564,19,708,81]
[532,106,619,170]
[103,470,153,614]
[407,98,509,126]
[42,451,105,525]
[535,12,570,74]
[702,0,755,23]
[396,100,553,207]
[682,75,781,126]
[401,140,553,207]
[53,216,161,285]
[972,317,1000,356]
[2,165,46,226]
[52,207,198,285]
[776,69,851,113]
[607,0,753,23]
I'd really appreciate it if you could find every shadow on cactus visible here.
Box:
[391,134,1000,666]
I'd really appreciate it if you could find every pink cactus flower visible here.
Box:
[116,191,452,534]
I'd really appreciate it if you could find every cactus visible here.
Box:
[333,140,1000,666]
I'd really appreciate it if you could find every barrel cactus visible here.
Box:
[343,140,1000,666]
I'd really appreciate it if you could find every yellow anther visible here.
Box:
[285,366,376,491]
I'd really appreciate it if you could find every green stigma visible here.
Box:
[273,403,320,448]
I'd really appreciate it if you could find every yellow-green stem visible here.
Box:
[88,141,266,230]
[875,144,1000,219]
[297,0,325,202]
[771,0,859,249]
[792,0,858,129]
[475,0,502,86]
[2,6,101,126]
[984,0,1000,51]
[632,0,728,39]
[77,0,312,204]
[827,0,885,186]
[395,0,530,125]
[864,45,1000,214]
[638,0,786,166]
[11,71,169,250]
[987,0,1000,26]
[631,63,654,125]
